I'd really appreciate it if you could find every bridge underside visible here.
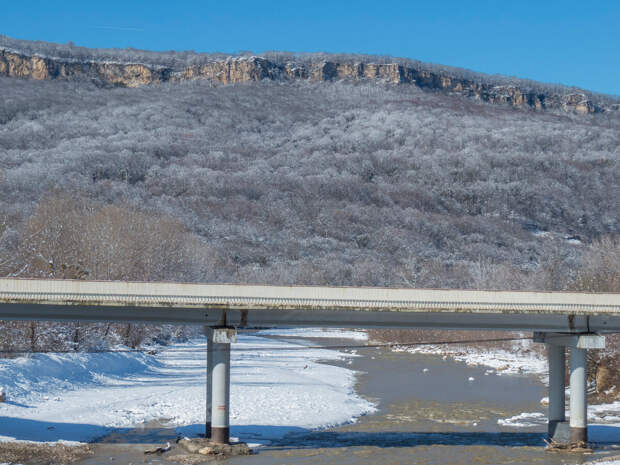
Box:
[2,303,620,332]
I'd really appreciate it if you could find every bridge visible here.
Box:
[1,278,619,445]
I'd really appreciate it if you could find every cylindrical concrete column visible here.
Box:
[205,326,213,438]
[211,340,231,444]
[569,347,587,444]
[548,344,566,431]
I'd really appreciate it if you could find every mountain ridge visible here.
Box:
[1,36,619,115]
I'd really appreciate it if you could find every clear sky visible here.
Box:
[3,0,619,95]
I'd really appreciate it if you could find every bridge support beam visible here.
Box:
[205,326,213,438]
[534,332,605,445]
[210,327,237,444]
[570,347,587,444]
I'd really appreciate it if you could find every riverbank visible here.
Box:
[392,335,547,377]
[0,330,373,446]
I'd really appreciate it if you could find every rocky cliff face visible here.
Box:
[0,48,612,114]
[0,49,168,87]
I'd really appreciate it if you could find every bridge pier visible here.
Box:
[209,327,237,444]
[534,332,605,445]
[548,344,569,442]
[205,326,213,438]
[570,347,587,444]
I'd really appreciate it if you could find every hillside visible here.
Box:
[1,67,618,292]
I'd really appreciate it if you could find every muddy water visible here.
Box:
[78,340,620,465]
[227,345,606,465]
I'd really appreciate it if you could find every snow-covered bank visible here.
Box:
[587,458,620,465]
[393,337,547,377]
[0,351,159,401]
[0,332,375,444]
[499,403,620,443]
[499,401,620,431]
[256,328,368,341]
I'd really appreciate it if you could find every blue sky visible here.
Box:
[3,1,619,95]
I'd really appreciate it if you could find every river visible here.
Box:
[78,335,620,465]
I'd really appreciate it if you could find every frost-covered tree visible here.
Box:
[0,69,618,353]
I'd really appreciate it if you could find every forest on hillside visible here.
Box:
[0,75,618,352]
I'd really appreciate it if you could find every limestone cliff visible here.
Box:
[0,49,169,87]
[0,48,614,114]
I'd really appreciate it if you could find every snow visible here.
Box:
[499,402,620,439]
[396,339,547,377]
[498,412,546,428]
[494,374,620,441]
[590,401,620,424]
[0,333,375,444]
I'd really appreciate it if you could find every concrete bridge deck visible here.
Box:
[0,278,619,332]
